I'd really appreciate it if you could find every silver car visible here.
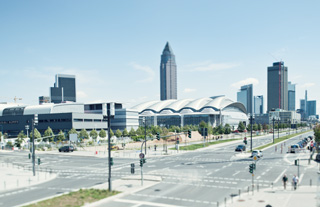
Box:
[251,150,263,158]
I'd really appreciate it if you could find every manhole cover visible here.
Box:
[154,189,161,192]
[258,200,265,203]
[238,199,245,202]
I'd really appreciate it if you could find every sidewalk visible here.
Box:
[0,162,57,193]
[227,186,318,207]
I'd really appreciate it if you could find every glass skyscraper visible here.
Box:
[237,84,253,114]
[267,62,288,112]
[254,95,263,114]
[288,82,296,111]
[160,42,177,101]
[50,74,76,104]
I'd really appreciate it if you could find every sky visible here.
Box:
[1,1,319,114]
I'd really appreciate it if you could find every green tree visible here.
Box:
[136,127,143,136]
[30,128,41,142]
[99,129,107,138]
[110,129,114,137]
[258,124,262,131]
[79,129,89,139]
[217,125,225,134]
[43,127,54,142]
[224,124,231,134]
[90,129,98,140]
[129,128,136,137]
[68,128,78,139]
[237,121,245,132]
[15,137,24,148]
[253,124,258,131]
[0,132,2,139]
[314,125,320,152]
[4,133,9,139]
[122,128,129,137]
[115,129,122,138]
[162,127,169,136]
[17,130,27,138]
[57,130,65,142]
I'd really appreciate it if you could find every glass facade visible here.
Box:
[50,74,76,103]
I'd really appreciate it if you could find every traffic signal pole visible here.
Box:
[32,118,35,176]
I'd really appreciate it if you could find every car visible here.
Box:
[290,144,299,153]
[251,150,263,158]
[59,146,74,152]
[235,145,246,152]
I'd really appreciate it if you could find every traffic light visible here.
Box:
[188,130,191,138]
[156,132,160,140]
[143,158,146,164]
[252,163,256,170]
[110,157,114,166]
[130,163,135,174]
[295,159,298,166]
[243,140,247,145]
[249,164,253,173]
[37,158,41,165]
[140,159,143,167]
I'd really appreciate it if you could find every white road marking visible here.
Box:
[232,171,240,176]
[115,198,183,207]
[299,173,304,183]
[274,169,287,184]
[207,172,212,176]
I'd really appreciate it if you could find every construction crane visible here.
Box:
[13,96,22,103]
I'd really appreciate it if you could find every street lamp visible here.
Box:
[277,117,281,139]
[272,117,275,143]
[249,114,254,152]
[288,119,291,135]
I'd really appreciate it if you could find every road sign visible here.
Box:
[253,155,258,161]
[139,153,145,159]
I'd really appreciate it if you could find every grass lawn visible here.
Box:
[174,139,239,151]
[23,189,119,207]
[253,130,312,151]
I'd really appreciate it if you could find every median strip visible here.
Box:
[172,139,239,151]
[23,189,119,207]
[253,130,312,151]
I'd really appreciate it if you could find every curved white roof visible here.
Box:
[131,96,247,114]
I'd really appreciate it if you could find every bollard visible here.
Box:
[239,189,241,198]
[257,184,259,192]
[309,159,311,165]
[271,182,273,190]
[224,197,227,207]
[231,195,233,203]
[248,186,249,194]
[310,179,312,186]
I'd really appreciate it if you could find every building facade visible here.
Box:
[307,100,316,117]
[237,84,253,114]
[39,96,50,105]
[50,74,76,104]
[132,96,248,129]
[160,42,177,101]
[288,82,295,111]
[254,95,263,114]
[267,62,288,112]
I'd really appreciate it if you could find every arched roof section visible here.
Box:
[163,99,193,111]
[131,100,159,112]
[184,98,212,111]
[222,102,247,114]
[24,104,54,115]
[146,100,177,112]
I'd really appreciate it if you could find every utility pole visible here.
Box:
[249,115,254,152]
[104,103,114,192]
[144,118,147,155]
[278,118,280,139]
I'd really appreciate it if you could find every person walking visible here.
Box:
[282,174,288,190]
[292,175,299,190]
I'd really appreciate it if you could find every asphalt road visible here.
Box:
[0,129,315,207]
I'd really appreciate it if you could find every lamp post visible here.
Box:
[249,114,254,152]
[272,117,275,143]
[144,117,147,155]
[277,117,281,139]
[25,125,29,149]
[288,120,291,135]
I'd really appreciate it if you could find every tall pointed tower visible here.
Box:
[160,42,177,101]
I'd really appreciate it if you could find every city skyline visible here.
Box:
[0,1,319,114]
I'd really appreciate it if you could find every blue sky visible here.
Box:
[1,1,319,113]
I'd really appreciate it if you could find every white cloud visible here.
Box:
[231,78,259,88]
[301,83,315,88]
[184,88,197,93]
[130,62,155,83]
[186,61,240,72]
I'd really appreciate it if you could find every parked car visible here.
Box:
[235,145,246,152]
[290,144,299,153]
[59,146,74,152]
[251,150,263,158]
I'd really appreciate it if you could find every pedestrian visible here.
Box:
[282,174,288,190]
[292,175,299,190]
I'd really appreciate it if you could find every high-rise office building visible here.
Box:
[299,90,308,120]
[267,61,288,112]
[160,42,177,101]
[288,82,295,111]
[237,84,253,114]
[50,74,76,104]
[307,100,316,117]
[39,96,50,105]
[254,95,263,114]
